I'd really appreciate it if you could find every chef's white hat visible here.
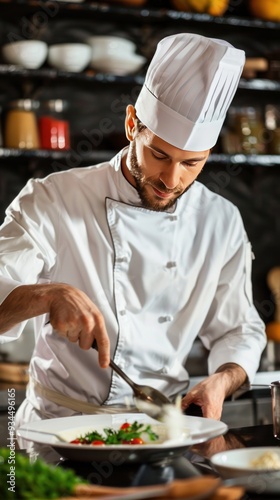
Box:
[135,33,245,151]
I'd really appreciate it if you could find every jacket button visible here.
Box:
[158,315,173,323]
[116,256,128,263]
[166,261,176,269]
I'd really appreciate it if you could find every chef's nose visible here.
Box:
[160,162,181,190]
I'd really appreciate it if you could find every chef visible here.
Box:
[0,33,266,433]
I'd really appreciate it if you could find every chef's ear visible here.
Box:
[125,105,137,141]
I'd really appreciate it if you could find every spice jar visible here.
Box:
[4,99,40,149]
[227,106,266,154]
[38,99,70,150]
[265,105,280,154]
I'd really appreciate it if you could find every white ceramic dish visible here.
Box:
[90,53,146,75]
[2,40,48,69]
[48,43,91,72]
[18,412,227,463]
[211,447,280,478]
[87,35,136,57]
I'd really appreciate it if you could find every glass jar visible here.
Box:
[38,99,70,150]
[265,104,280,154]
[227,106,266,154]
[4,99,40,149]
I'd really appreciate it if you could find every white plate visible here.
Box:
[18,413,227,462]
[211,447,280,478]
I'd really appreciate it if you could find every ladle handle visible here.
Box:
[240,383,271,390]
[91,340,138,392]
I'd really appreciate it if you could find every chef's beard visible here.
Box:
[128,141,194,212]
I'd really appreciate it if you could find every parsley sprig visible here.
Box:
[81,421,159,444]
[0,447,87,499]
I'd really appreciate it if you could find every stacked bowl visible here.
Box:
[86,35,146,75]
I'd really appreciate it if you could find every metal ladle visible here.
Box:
[45,319,174,419]
[92,341,172,418]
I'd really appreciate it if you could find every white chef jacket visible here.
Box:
[0,148,266,422]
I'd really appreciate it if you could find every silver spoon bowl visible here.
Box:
[92,341,172,415]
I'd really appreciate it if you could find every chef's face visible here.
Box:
[123,106,210,212]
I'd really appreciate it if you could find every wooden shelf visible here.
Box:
[1,148,280,168]
[0,0,280,31]
[1,66,280,92]
[0,65,146,84]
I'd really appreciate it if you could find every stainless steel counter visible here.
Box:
[188,370,280,390]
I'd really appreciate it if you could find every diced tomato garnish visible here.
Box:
[120,422,131,430]
[70,439,82,444]
[130,438,144,445]
[121,437,144,445]
[91,440,105,446]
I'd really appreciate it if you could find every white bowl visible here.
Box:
[2,40,48,69]
[48,43,91,72]
[90,53,146,75]
[87,35,136,58]
[211,447,280,478]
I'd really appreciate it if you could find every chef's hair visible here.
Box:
[135,115,146,134]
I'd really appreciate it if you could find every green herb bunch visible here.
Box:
[0,447,87,499]
[82,421,159,444]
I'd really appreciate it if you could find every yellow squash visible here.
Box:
[171,0,229,17]
[249,0,280,22]
[107,0,147,5]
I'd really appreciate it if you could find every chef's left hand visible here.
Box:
[181,363,247,420]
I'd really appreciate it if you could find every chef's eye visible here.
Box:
[182,161,198,168]
[151,151,167,160]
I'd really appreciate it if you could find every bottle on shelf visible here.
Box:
[222,106,266,155]
[4,99,40,150]
[265,104,280,154]
[38,99,70,151]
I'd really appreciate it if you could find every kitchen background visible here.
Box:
[0,0,280,435]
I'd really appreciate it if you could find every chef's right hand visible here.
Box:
[47,283,110,368]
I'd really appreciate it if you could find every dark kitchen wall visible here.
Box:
[199,164,280,325]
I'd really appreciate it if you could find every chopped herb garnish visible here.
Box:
[70,421,159,445]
